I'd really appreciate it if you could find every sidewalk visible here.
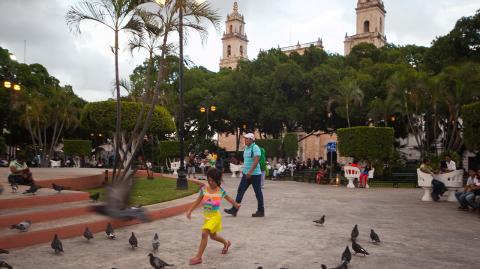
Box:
[3,175,479,268]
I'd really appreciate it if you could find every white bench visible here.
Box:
[343,166,360,188]
[170,161,180,175]
[229,163,243,177]
[417,169,464,201]
[50,160,62,168]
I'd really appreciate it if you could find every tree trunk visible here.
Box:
[112,28,122,183]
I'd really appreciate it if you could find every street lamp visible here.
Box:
[200,104,216,140]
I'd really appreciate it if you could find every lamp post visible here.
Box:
[200,103,216,141]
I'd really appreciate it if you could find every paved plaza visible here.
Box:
[2,174,479,269]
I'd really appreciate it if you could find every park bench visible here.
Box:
[50,160,62,168]
[417,169,464,201]
[292,169,317,183]
[343,166,375,188]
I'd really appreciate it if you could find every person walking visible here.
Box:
[224,133,265,217]
[186,168,240,265]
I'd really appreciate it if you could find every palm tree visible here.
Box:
[328,77,364,127]
[367,94,402,127]
[66,0,144,180]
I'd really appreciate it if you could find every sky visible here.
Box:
[0,0,478,102]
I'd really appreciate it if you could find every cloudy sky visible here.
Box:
[0,0,477,102]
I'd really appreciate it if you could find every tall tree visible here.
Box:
[328,77,364,127]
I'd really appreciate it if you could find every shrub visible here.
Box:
[0,136,5,155]
[283,133,298,158]
[337,126,394,161]
[256,139,282,158]
[63,140,91,157]
[463,102,480,152]
[155,140,180,164]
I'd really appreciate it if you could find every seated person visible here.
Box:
[455,169,478,210]
[8,155,35,186]
[359,163,372,188]
[316,164,327,184]
[440,154,456,173]
[420,158,445,201]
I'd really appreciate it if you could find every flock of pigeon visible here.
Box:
[5,221,172,269]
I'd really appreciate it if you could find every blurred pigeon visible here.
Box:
[370,229,380,243]
[341,246,351,264]
[313,215,325,225]
[351,224,359,241]
[23,184,40,195]
[52,183,68,193]
[352,239,369,256]
[0,185,3,194]
[105,223,116,239]
[83,227,94,241]
[129,232,138,249]
[10,220,31,232]
[90,192,100,202]
[0,249,8,254]
[10,183,18,193]
[51,234,64,254]
[148,253,173,268]
[152,233,160,251]
[257,267,263,269]
[0,260,13,269]
[321,264,327,269]
[331,261,348,269]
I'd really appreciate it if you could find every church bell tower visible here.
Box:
[219,2,248,70]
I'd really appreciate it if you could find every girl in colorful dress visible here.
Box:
[187,168,240,265]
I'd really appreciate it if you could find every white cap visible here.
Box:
[243,133,255,140]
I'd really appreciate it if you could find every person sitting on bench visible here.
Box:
[8,154,35,187]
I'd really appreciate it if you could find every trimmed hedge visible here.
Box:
[80,101,175,135]
[255,139,282,158]
[63,140,92,156]
[463,102,480,151]
[283,133,298,158]
[337,126,394,161]
[155,141,180,163]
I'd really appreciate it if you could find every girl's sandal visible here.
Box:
[221,240,231,254]
[189,257,202,265]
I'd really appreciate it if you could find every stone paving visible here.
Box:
[2,175,479,269]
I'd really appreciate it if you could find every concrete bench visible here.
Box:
[50,160,62,168]
[417,169,464,201]
[169,161,180,175]
[343,166,360,188]
[229,163,243,177]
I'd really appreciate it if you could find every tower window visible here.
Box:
[364,20,370,33]
[240,45,243,56]
[379,18,383,33]
[227,45,231,57]
[230,25,233,33]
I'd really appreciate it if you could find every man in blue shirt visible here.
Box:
[225,133,265,217]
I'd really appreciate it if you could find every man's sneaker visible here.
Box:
[224,208,238,217]
[251,211,264,217]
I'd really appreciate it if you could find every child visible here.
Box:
[359,163,371,188]
[186,168,240,265]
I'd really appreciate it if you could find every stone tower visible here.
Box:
[219,1,248,70]
[344,0,387,55]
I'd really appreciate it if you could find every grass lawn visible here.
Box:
[84,177,200,206]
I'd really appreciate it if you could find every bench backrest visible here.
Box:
[343,166,360,178]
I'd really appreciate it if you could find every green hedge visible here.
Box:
[0,136,5,155]
[463,102,480,151]
[283,133,298,158]
[155,141,180,163]
[81,101,175,135]
[63,140,92,156]
[255,139,282,158]
[337,126,394,161]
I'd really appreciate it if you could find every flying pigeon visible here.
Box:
[129,232,138,249]
[90,192,100,202]
[351,224,359,241]
[370,229,380,243]
[352,239,369,256]
[341,246,352,264]
[0,249,8,254]
[83,227,94,241]
[152,233,160,251]
[313,215,325,225]
[23,184,40,195]
[105,223,116,239]
[0,260,13,269]
[51,234,64,254]
[148,253,173,269]
[52,183,67,193]
[10,220,31,232]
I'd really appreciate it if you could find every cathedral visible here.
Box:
[219,0,387,70]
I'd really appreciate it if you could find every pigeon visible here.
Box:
[105,223,116,239]
[51,234,64,254]
[341,246,352,264]
[10,183,18,193]
[52,183,68,193]
[148,253,173,269]
[321,264,327,269]
[352,239,369,256]
[23,184,40,195]
[313,215,325,225]
[0,249,8,254]
[90,192,100,202]
[0,260,13,269]
[83,227,94,241]
[129,232,138,249]
[351,224,359,241]
[370,229,380,243]
[152,233,160,251]
[10,220,32,232]
[331,261,348,269]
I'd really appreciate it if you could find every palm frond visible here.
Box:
[66,1,109,34]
